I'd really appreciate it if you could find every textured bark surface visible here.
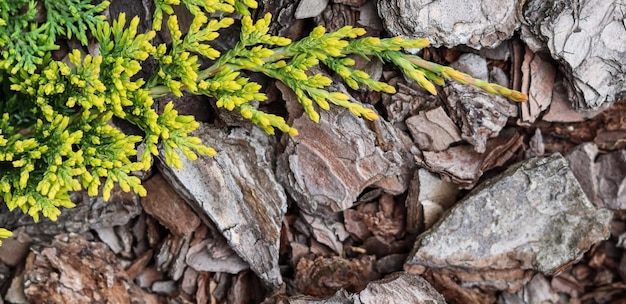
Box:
[23,234,150,303]
[277,272,447,303]
[158,125,286,287]
[277,96,414,215]
[521,0,626,109]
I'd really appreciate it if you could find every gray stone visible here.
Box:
[521,0,626,109]
[378,0,519,49]
[295,0,330,19]
[151,280,177,295]
[158,125,286,288]
[277,91,414,215]
[450,53,489,81]
[407,154,613,289]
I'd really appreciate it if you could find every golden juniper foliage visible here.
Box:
[0,0,527,243]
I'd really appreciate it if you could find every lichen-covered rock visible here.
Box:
[406,154,613,290]
[521,0,626,109]
[158,124,286,288]
[377,0,519,49]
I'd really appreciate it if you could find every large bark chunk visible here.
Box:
[158,125,286,288]
[521,0,626,109]
[277,104,414,215]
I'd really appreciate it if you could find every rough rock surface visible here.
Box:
[377,0,519,49]
[521,0,626,109]
[158,124,286,288]
[277,101,414,215]
[284,272,447,303]
[406,154,613,290]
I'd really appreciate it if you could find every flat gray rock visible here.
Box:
[277,102,414,215]
[158,125,286,288]
[295,0,329,19]
[378,0,519,49]
[521,0,626,109]
[407,154,613,289]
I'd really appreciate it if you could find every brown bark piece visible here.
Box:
[295,255,380,297]
[158,125,286,287]
[406,106,462,151]
[444,81,518,153]
[301,213,349,254]
[416,128,523,188]
[383,82,442,130]
[278,86,414,215]
[542,81,607,123]
[565,143,600,206]
[498,274,560,304]
[142,173,201,236]
[23,234,147,303]
[426,270,497,304]
[316,3,358,32]
[596,150,626,209]
[186,238,250,273]
[126,249,154,280]
[519,47,555,124]
[344,209,372,241]
[227,271,267,304]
